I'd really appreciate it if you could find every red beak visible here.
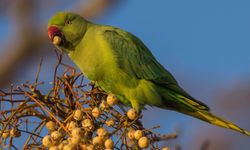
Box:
[48,26,61,40]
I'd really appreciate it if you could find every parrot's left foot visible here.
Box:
[130,99,141,113]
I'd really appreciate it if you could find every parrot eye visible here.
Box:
[65,20,72,25]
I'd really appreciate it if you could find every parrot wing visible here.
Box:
[103,28,209,111]
[103,29,177,85]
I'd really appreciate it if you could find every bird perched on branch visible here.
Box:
[48,12,250,136]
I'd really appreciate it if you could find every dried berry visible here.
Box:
[105,118,115,127]
[134,130,143,140]
[92,107,101,118]
[82,119,94,131]
[51,131,62,141]
[107,94,118,106]
[92,136,104,145]
[73,109,84,121]
[66,121,78,131]
[42,135,53,147]
[104,138,114,149]
[97,127,108,138]
[138,136,149,149]
[46,121,57,131]
[127,108,137,120]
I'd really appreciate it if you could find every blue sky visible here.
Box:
[101,1,250,149]
[1,0,250,149]
[102,0,250,87]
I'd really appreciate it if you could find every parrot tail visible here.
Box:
[164,91,250,136]
[192,108,250,136]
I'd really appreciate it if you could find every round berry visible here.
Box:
[138,136,149,149]
[82,118,94,131]
[42,135,52,147]
[127,130,135,140]
[107,94,118,106]
[105,118,115,127]
[92,136,104,145]
[92,107,101,118]
[97,127,108,138]
[52,36,62,45]
[71,127,82,137]
[73,109,84,121]
[66,121,78,131]
[134,130,143,140]
[70,135,81,145]
[127,108,137,120]
[46,121,57,131]
[51,131,62,141]
[104,138,114,149]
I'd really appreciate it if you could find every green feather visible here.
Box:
[47,12,250,136]
[103,28,209,111]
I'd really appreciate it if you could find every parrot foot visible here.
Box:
[130,100,140,113]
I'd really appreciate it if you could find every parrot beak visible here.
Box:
[48,26,63,45]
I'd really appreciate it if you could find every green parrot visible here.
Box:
[48,12,250,136]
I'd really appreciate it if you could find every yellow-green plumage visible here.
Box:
[48,12,250,136]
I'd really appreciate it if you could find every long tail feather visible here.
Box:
[194,109,250,136]
[166,92,250,136]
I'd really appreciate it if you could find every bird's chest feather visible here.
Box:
[68,31,118,82]
[69,31,137,96]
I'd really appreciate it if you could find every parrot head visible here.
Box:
[47,12,88,53]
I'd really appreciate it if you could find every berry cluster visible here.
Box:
[41,93,172,150]
[0,56,176,149]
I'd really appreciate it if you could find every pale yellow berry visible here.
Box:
[99,101,109,110]
[10,128,21,138]
[105,118,115,127]
[107,94,118,106]
[71,127,82,137]
[70,135,81,145]
[67,137,72,143]
[162,147,171,150]
[46,121,57,131]
[49,146,60,150]
[86,145,94,150]
[51,131,62,141]
[134,130,143,140]
[92,107,101,118]
[58,143,64,150]
[104,138,114,149]
[66,121,78,131]
[63,144,75,150]
[42,135,53,147]
[92,136,104,145]
[82,119,94,131]
[127,130,135,140]
[73,109,84,121]
[97,127,108,138]
[53,36,62,45]
[127,108,137,120]
[58,140,68,150]
[2,131,10,139]
[138,136,150,149]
